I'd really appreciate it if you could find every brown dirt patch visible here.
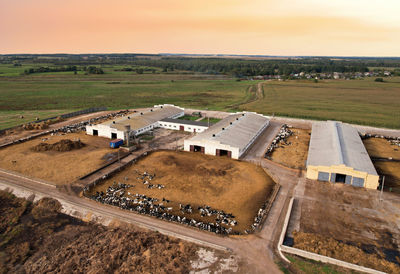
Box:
[89,150,276,233]
[293,231,400,273]
[298,180,400,272]
[0,190,198,274]
[363,137,400,192]
[363,137,400,159]
[270,128,310,169]
[0,132,115,185]
[31,139,84,152]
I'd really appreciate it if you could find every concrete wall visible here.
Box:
[86,124,125,140]
[306,164,379,189]
[278,197,385,274]
[158,121,208,133]
[184,140,240,159]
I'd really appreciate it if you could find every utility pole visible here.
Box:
[380,176,385,202]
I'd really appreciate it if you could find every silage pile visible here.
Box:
[32,139,84,152]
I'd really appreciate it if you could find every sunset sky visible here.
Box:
[1,0,399,56]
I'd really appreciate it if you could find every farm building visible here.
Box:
[184,112,269,159]
[306,121,379,189]
[159,118,209,133]
[86,104,184,140]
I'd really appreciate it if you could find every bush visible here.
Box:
[374,77,384,82]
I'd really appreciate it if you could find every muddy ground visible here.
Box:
[88,150,276,233]
[270,128,310,169]
[0,190,247,274]
[0,132,115,185]
[363,137,400,192]
[297,180,400,273]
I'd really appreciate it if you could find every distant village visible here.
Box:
[250,70,393,81]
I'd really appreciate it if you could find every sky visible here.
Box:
[1,0,399,56]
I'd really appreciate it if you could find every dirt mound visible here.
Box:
[32,139,84,152]
[293,231,400,273]
[0,190,197,273]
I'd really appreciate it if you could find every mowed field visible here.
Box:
[0,64,255,129]
[1,62,400,129]
[240,78,400,129]
[89,150,276,233]
[0,132,115,184]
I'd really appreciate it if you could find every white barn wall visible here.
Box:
[158,121,208,133]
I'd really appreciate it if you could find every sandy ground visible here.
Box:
[363,137,400,192]
[363,137,400,159]
[297,180,400,272]
[89,150,276,233]
[0,132,115,185]
[270,128,310,169]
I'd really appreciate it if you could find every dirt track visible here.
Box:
[89,150,276,233]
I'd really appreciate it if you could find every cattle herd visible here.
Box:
[85,167,272,235]
[264,124,293,158]
[361,133,400,148]
[86,182,238,235]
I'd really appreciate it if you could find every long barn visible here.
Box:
[306,121,379,189]
[184,112,269,159]
[86,104,184,140]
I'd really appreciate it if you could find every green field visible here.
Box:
[240,78,400,129]
[1,62,399,130]
[0,69,257,129]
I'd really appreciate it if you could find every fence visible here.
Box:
[0,107,107,134]
[278,197,386,274]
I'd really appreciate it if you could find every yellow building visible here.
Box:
[306,121,379,190]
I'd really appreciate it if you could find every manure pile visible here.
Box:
[32,139,84,152]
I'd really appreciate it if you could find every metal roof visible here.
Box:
[160,118,209,127]
[188,112,269,152]
[306,121,378,175]
[101,105,183,131]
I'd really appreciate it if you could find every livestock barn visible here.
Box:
[184,112,269,159]
[306,121,379,189]
[86,104,184,140]
[158,118,209,133]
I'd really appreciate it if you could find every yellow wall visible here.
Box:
[306,164,379,190]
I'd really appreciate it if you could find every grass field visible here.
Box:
[0,71,255,129]
[240,78,400,128]
[0,109,76,129]
[1,62,400,129]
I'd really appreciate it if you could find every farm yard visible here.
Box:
[294,180,400,273]
[87,150,276,234]
[363,137,400,193]
[0,132,115,185]
[268,128,311,169]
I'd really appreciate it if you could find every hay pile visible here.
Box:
[293,231,400,273]
[32,139,84,152]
